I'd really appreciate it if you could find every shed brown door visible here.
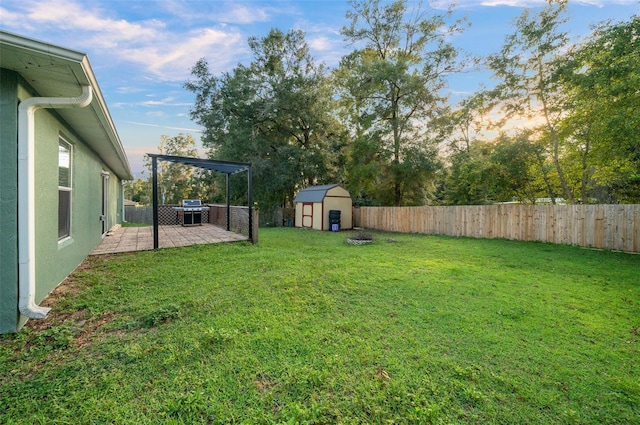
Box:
[302,203,313,228]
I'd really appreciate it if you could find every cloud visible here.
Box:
[0,7,24,26]
[116,86,148,94]
[1,0,247,81]
[308,36,334,51]
[157,0,276,24]
[142,99,174,107]
[431,0,638,8]
[18,0,163,44]
[218,5,272,24]
[294,17,346,66]
[125,121,203,133]
[117,27,245,80]
[111,99,192,108]
[146,111,168,118]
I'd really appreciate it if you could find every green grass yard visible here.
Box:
[1,228,638,424]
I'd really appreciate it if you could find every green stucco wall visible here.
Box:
[32,103,123,301]
[0,71,19,333]
[0,75,125,332]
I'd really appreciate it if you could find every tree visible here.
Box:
[434,92,493,155]
[186,29,342,213]
[337,0,462,206]
[145,134,209,204]
[559,16,640,203]
[490,132,548,203]
[124,178,151,205]
[443,132,547,205]
[444,143,495,205]
[486,0,576,204]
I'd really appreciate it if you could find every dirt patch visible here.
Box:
[23,257,118,343]
[24,265,91,332]
[254,374,278,393]
[72,311,119,348]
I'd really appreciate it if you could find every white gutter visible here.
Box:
[17,85,93,319]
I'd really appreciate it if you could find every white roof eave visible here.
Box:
[0,30,133,180]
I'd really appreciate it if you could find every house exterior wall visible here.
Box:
[0,74,125,332]
[31,89,124,301]
[103,169,123,235]
[0,70,19,333]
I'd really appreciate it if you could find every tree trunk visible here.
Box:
[391,88,402,206]
[549,129,575,204]
[535,150,556,204]
[580,134,591,204]
[539,88,575,204]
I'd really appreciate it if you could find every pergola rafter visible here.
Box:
[147,154,254,248]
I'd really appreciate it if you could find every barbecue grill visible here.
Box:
[173,199,209,226]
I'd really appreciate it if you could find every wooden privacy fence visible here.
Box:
[124,205,153,224]
[357,204,640,253]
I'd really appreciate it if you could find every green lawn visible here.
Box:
[1,228,638,424]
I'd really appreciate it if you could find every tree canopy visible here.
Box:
[336,0,461,205]
[176,0,639,209]
[125,134,212,205]
[186,29,342,213]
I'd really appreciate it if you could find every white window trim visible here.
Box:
[58,136,73,243]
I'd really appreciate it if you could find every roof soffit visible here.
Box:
[0,31,133,180]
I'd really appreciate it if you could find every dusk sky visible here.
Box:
[1,0,637,176]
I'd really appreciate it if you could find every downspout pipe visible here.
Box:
[17,85,93,319]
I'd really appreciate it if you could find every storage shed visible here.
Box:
[293,184,353,231]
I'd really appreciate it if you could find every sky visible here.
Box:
[1,0,637,177]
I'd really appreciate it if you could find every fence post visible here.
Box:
[252,209,259,244]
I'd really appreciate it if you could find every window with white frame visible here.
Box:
[58,138,72,240]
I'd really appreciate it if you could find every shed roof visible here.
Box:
[293,184,341,203]
[0,30,133,180]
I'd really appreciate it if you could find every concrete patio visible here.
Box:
[91,224,248,255]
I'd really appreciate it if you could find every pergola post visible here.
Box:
[226,173,230,231]
[152,156,159,250]
[248,165,253,243]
